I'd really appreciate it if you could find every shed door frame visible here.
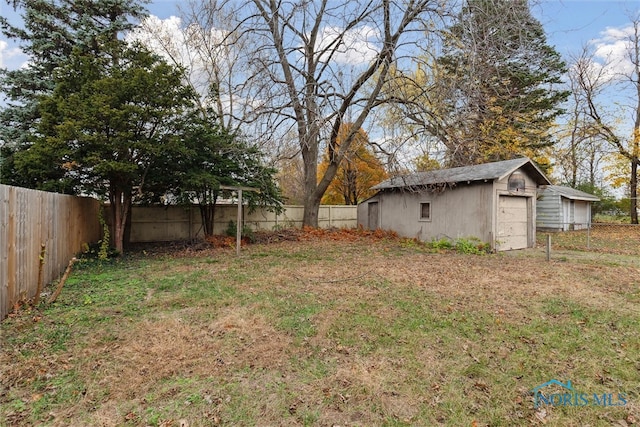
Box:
[562,199,571,231]
[496,194,533,250]
[367,201,379,230]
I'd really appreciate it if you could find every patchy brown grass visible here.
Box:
[537,223,640,256]
[2,231,640,426]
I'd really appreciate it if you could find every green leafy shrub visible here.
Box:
[454,237,490,255]
[430,238,453,250]
[226,220,256,243]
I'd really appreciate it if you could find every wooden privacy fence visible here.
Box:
[1,185,101,320]
[121,204,358,243]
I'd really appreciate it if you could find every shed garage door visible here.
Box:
[497,196,529,250]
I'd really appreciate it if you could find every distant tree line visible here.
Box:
[2,0,638,229]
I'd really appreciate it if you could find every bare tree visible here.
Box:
[210,0,444,226]
[129,3,259,135]
[554,53,609,188]
[573,19,640,223]
[133,1,445,226]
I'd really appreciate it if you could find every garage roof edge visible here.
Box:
[372,157,551,190]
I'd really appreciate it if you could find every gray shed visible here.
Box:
[536,185,600,231]
[357,157,551,251]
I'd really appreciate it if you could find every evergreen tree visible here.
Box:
[436,0,569,167]
[0,0,148,185]
[1,0,282,250]
[19,42,195,253]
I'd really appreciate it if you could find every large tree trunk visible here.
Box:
[201,204,214,237]
[301,162,322,225]
[570,140,578,188]
[303,143,343,226]
[199,190,218,237]
[301,129,320,227]
[109,187,131,255]
[302,193,322,228]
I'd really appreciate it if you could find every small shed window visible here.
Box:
[419,202,431,221]
[508,171,526,192]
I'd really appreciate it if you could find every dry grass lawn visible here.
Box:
[1,230,639,426]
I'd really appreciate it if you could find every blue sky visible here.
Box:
[2,1,639,74]
[144,1,640,56]
[537,0,640,57]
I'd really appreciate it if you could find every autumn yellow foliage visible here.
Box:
[318,124,388,205]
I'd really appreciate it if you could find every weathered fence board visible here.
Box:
[1,185,101,320]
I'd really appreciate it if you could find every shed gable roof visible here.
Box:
[372,157,550,190]
[540,185,600,202]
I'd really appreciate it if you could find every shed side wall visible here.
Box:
[572,200,591,229]
[376,182,493,243]
[536,193,563,231]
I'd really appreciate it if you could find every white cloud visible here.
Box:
[590,25,635,79]
[131,16,380,79]
[0,38,28,69]
[316,25,380,65]
[128,15,213,95]
[127,15,187,64]
[128,15,230,68]
[128,15,382,126]
[128,15,252,118]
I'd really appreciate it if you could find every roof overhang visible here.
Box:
[371,157,551,191]
[498,159,551,186]
[539,185,600,202]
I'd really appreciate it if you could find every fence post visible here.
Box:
[546,234,551,261]
[236,190,242,256]
[188,205,193,241]
[587,222,591,250]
